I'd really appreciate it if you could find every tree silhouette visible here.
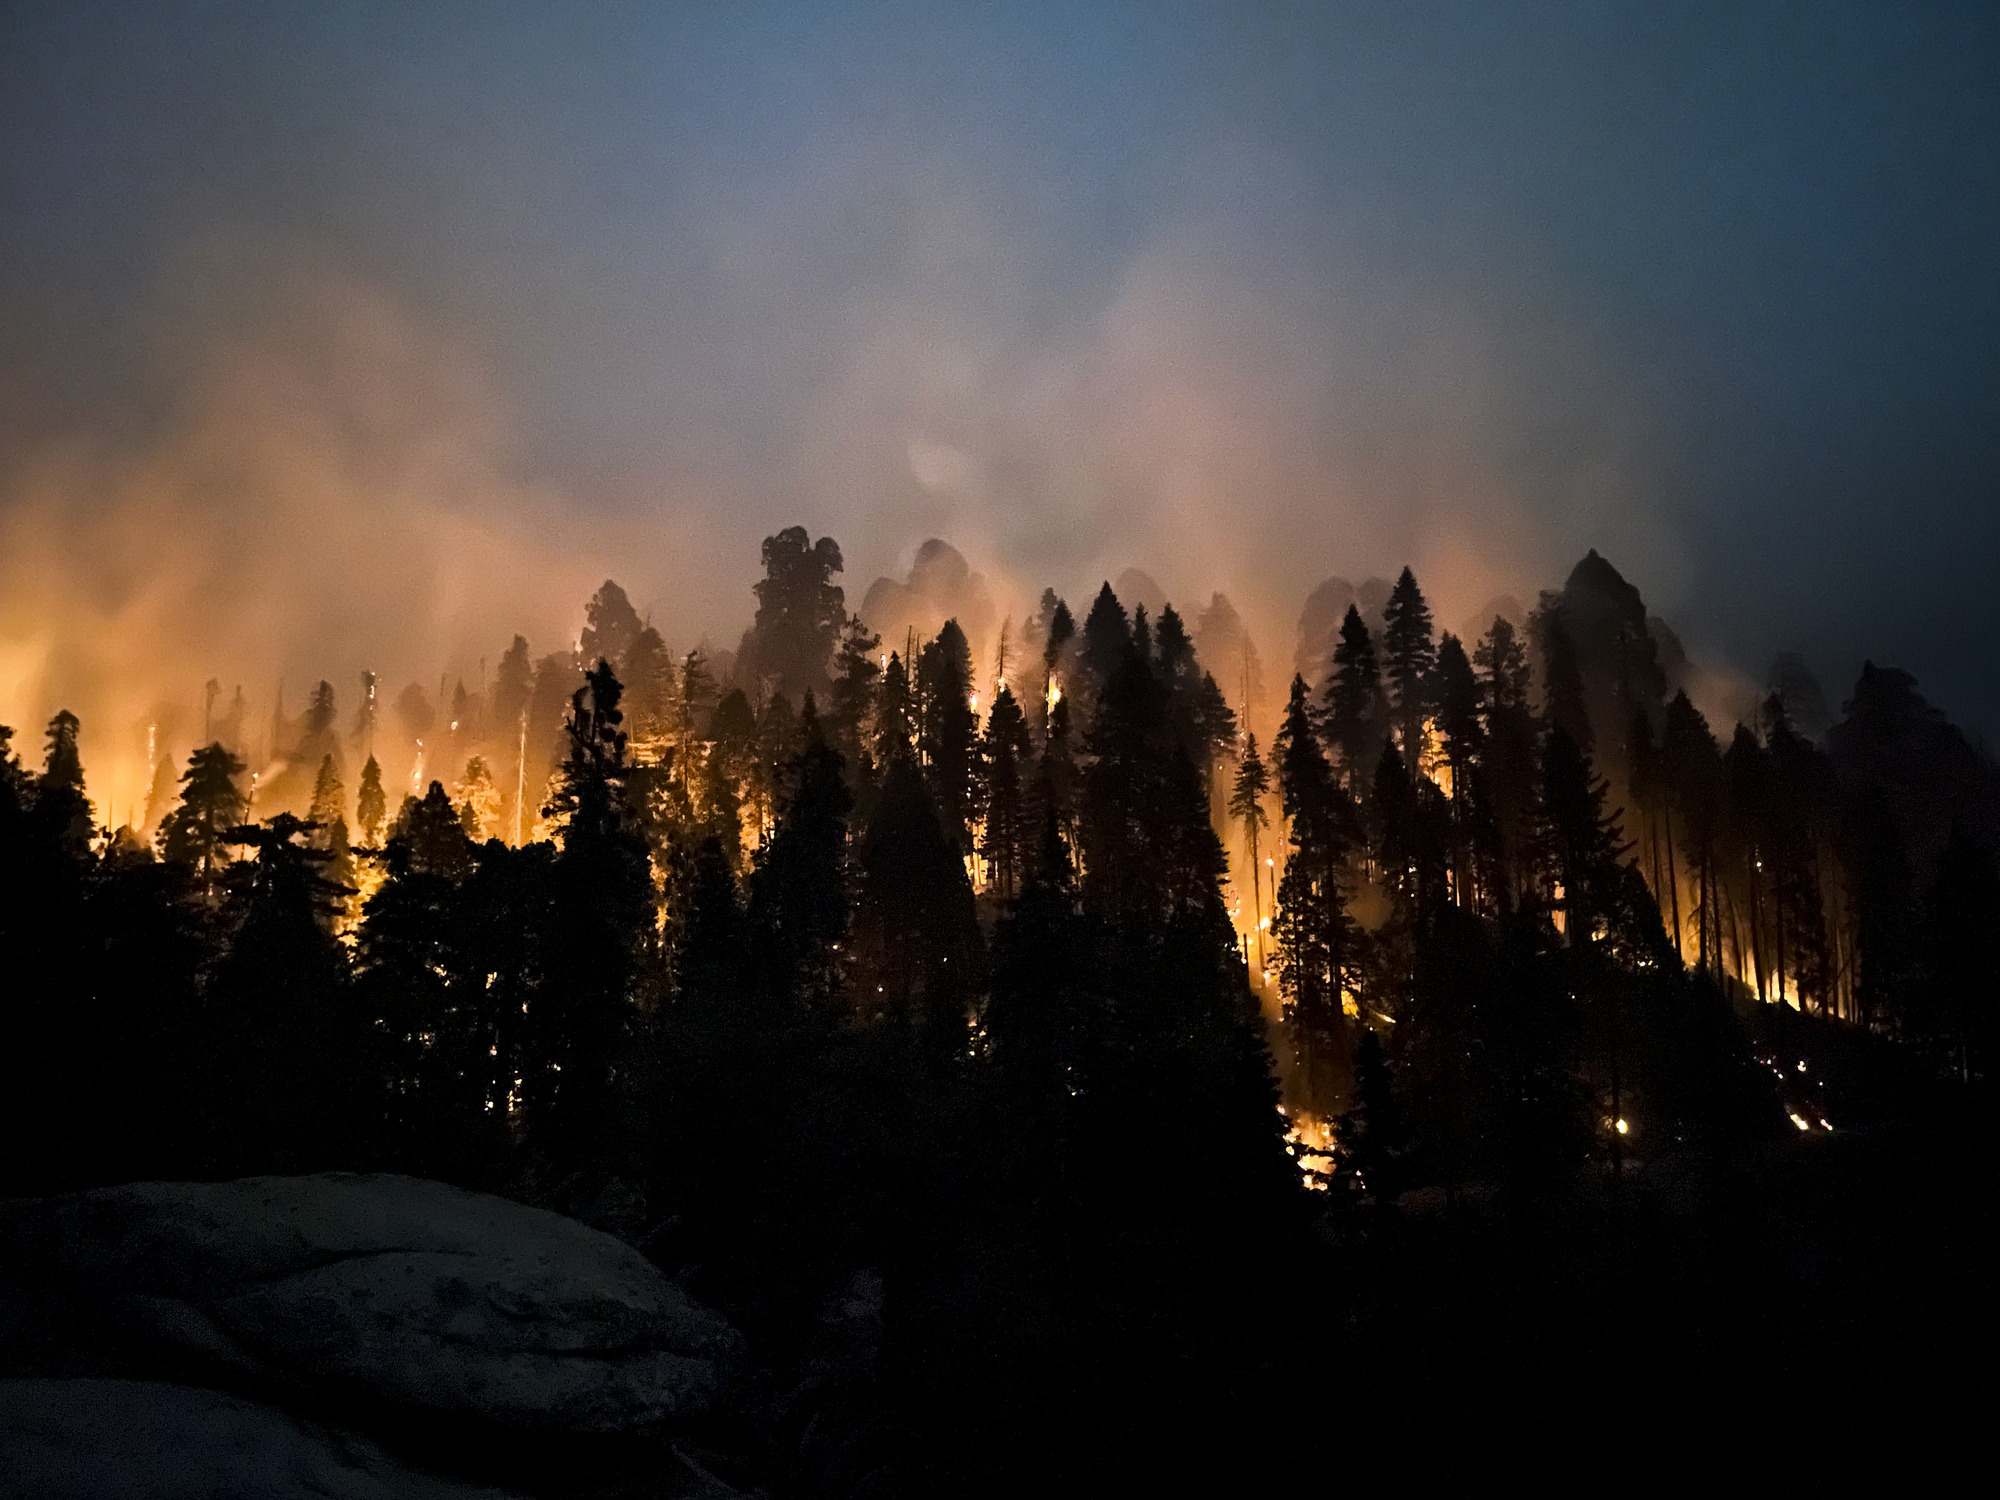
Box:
[1273,676,1359,1113]
[980,684,1033,901]
[742,526,846,702]
[579,579,643,670]
[747,712,853,1009]
[530,660,653,1176]
[1229,732,1272,964]
[1381,567,1436,776]
[356,754,387,846]
[1323,605,1388,793]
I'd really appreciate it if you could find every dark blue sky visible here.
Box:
[3,1,1996,739]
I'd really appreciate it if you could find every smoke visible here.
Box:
[1,139,1701,816]
[0,271,686,820]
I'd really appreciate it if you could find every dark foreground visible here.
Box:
[1,1077,1984,1499]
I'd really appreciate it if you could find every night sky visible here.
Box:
[2,2,1995,749]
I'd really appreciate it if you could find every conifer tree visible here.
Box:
[875,651,917,765]
[742,527,846,702]
[356,755,388,846]
[752,692,799,839]
[1229,732,1272,963]
[1130,604,1154,668]
[580,580,643,670]
[1531,595,1592,753]
[1475,616,1540,907]
[1431,632,1485,906]
[829,615,883,770]
[1037,592,1076,736]
[308,754,345,837]
[1323,606,1389,792]
[1662,691,1723,977]
[747,714,853,1008]
[919,621,979,851]
[1273,676,1359,1113]
[985,810,1095,1102]
[302,679,338,748]
[854,751,983,1036]
[159,742,249,885]
[1079,582,1131,703]
[36,710,91,854]
[620,623,675,749]
[1764,712,1835,1011]
[209,813,356,1172]
[1033,696,1080,857]
[458,756,499,839]
[980,684,1033,901]
[1723,724,1775,999]
[1534,724,1624,948]
[488,639,530,723]
[531,660,653,1173]
[671,648,719,782]
[1381,567,1436,775]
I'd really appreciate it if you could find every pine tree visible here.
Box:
[1323,606,1389,792]
[458,756,499,839]
[1273,676,1360,1113]
[1037,592,1076,736]
[209,813,356,1172]
[747,715,853,1008]
[752,692,799,840]
[1079,582,1131,704]
[530,659,653,1174]
[1130,604,1154,668]
[919,621,979,852]
[980,684,1033,900]
[620,623,676,749]
[1476,616,1540,908]
[158,743,249,885]
[1229,733,1272,964]
[1381,568,1436,776]
[356,755,388,846]
[308,754,346,837]
[1662,691,1723,978]
[1033,695,1080,858]
[671,648,719,782]
[36,710,91,853]
[355,774,509,1177]
[875,651,917,765]
[1534,724,1624,948]
[854,751,983,1036]
[829,615,883,770]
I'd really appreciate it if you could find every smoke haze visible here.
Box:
[3,1,1995,811]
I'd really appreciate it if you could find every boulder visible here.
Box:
[0,1174,746,1434]
[0,1378,518,1499]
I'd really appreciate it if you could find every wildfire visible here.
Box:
[1278,1105,1335,1191]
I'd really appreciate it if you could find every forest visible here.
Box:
[3,528,1992,1489]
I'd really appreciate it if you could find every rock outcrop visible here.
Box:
[0,1173,747,1436]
